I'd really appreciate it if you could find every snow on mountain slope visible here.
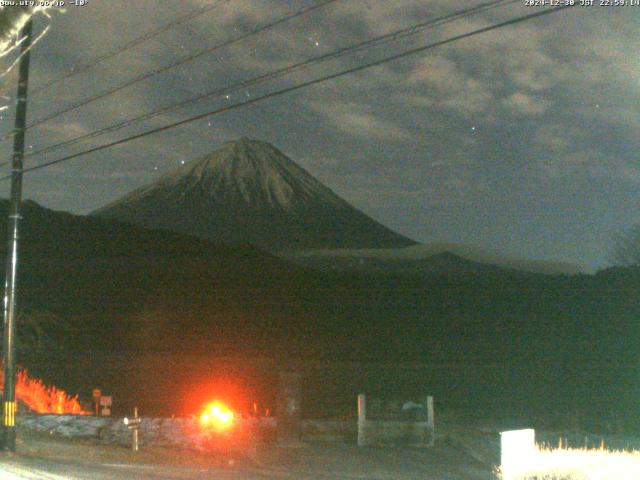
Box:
[94,138,416,250]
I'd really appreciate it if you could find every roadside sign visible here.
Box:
[124,417,141,429]
[101,407,111,416]
[99,396,112,407]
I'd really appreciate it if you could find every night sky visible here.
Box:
[0,0,637,272]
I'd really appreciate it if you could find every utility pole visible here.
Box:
[1,18,33,453]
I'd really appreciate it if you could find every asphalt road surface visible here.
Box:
[0,456,326,480]
[2,427,497,479]
[0,444,495,479]
[0,455,439,480]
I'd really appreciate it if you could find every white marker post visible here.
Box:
[426,396,434,446]
[124,407,141,452]
[357,394,366,447]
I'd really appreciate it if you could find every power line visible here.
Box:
[10,3,570,177]
[30,0,230,97]
[21,0,518,162]
[1,4,573,181]
[13,0,340,138]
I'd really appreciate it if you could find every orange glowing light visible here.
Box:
[199,401,234,429]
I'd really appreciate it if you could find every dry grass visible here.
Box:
[498,444,640,480]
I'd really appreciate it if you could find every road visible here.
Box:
[0,445,495,479]
[2,428,496,479]
[0,456,305,480]
[0,455,436,480]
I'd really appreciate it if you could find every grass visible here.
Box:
[498,444,640,480]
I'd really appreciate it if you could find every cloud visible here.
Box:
[311,101,410,140]
[536,144,640,185]
[533,125,573,154]
[408,55,493,115]
[9,0,639,273]
[502,92,550,116]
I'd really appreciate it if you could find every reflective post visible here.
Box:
[132,406,139,452]
[357,393,366,447]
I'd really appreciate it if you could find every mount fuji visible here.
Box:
[93,137,416,251]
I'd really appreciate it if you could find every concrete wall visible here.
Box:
[17,414,430,450]
[17,414,276,452]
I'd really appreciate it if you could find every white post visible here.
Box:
[500,429,536,480]
[132,406,139,452]
[426,396,434,446]
[357,393,366,447]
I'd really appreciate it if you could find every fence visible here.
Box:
[357,393,434,447]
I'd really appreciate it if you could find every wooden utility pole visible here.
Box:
[2,18,33,452]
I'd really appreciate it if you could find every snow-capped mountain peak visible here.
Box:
[93,138,416,250]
